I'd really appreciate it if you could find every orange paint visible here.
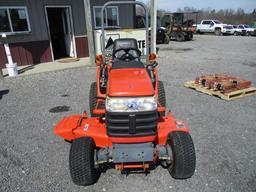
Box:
[115,163,149,171]
[53,38,193,175]
[54,111,189,147]
[108,68,154,97]
[109,136,156,144]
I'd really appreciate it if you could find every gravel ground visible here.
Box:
[0,35,256,192]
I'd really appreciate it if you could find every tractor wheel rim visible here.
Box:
[166,143,174,171]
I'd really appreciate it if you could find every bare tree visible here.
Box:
[174,7,256,25]
[135,4,256,26]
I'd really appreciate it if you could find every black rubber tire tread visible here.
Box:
[69,137,100,186]
[176,33,185,42]
[89,82,99,117]
[184,33,190,41]
[158,81,166,116]
[168,131,196,179]
[215,29,222,36]
[188,33,193,41]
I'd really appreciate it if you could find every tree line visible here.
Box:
[172,7,256,25]
[136,5,256,26]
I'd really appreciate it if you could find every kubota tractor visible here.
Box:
[54,1,196,186]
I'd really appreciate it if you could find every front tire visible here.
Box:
[176,33,185,42]
[69,137,101,186]
[158,81,166,117]
[167,131,196,179]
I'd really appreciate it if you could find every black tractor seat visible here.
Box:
[112,38,140,59]
[113,38,138,50]
[112,38,144,69]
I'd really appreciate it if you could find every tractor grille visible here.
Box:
[106,110,158,137]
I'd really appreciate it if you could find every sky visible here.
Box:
[141,0,256,13]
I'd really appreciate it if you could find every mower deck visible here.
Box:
[54,111,189,147]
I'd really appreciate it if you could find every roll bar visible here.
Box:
[101,1,149,64]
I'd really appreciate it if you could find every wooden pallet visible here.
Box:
[184,81,256,101]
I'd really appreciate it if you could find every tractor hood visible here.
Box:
[108,68,154,97]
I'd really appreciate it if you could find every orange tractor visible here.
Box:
[54,1,196,186]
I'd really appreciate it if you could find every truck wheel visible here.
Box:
[188,33,193,40]
[69,137,101,186]
[176,33,185,42]
[167,131,196,179]
[234,31,238,36]
[89,82,99,117]
[246,31,250,36]
[158,81,166,116]
[215,29,222,36]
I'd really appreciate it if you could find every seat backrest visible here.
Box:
[112,38,140,60]
[113,38,139,50]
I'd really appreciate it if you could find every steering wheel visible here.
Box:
[112,48,141,61]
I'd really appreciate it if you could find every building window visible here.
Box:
[0,7,31,35]
[93,6,119,28]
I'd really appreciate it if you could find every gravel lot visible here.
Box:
[1,35,256,192]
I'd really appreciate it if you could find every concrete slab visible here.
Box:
[1,57,91,78]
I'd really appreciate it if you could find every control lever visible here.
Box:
[100,65,108,93]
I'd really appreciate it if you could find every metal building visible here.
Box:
[0,0,135,68]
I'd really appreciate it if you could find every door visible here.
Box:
[61,8,75,57]
[201,20,211,32]
[46,6,75,60]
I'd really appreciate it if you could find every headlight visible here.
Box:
[106,96,157,112]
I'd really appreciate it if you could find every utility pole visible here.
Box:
[150,0,157,54]
[84,0,95,65]
[0,43,3,78]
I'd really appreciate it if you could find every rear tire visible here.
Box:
[69,137,100,186]
[234,31,238,36]
[188,33,193,40]
[89,82,99,117]
[158,81,166,116]
[167,131,196,179]
[215,29,222,36]
[176,33,185,42]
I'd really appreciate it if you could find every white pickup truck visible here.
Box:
[196,20,232,35]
